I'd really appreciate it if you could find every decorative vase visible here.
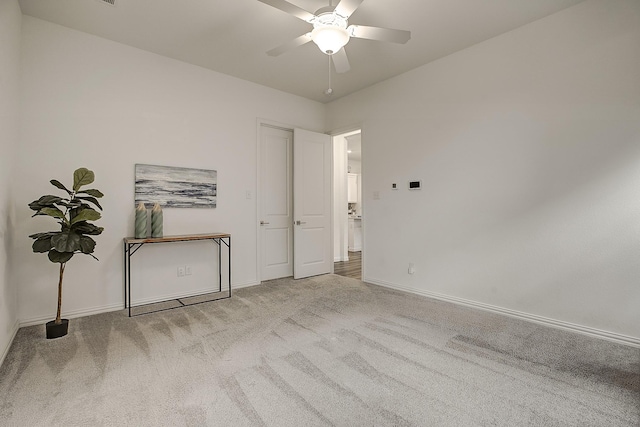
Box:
[151,203,163,238]
[135,202,148,238]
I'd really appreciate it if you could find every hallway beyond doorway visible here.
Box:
[334,251,361,280]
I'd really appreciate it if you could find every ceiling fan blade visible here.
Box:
[257,0,316,22]
[349,25,411,44]
[331,48,351,74]
[334,0,365,18]
[267,33,312,56]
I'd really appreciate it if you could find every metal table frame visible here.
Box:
[123,233,231,317]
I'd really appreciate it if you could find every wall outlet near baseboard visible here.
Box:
[177,266,185,277]
[185,265,192,276]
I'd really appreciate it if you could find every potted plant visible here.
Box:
[28,168,104,339]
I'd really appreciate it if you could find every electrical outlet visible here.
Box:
[177,266,185,277]
[185,265,192,276]
[408,263,415,275]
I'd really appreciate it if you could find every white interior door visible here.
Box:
[293,128,333,279]
[259,126,293,280]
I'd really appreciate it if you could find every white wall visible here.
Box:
[326,0,640,342]
[0,0,21,364]
[17,16,325,324]
[348,159,361,174]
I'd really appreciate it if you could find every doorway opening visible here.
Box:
[332,130,362,280]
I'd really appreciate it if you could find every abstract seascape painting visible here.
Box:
[135,164,217,208]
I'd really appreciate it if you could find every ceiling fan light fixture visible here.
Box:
[311,25,350,55]
[310,11,350,55]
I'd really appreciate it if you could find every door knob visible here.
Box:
[295,220,307,225]
[260,221,270,225]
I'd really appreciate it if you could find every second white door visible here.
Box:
[293,128,333,279]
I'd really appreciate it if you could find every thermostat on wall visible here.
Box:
[409,180,422,190]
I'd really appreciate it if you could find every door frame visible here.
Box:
[329,125,364,281]
[332,133,349,262]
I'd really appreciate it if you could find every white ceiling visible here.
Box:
[18,0,585,103]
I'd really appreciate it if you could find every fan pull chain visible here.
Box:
[325,55,333,96]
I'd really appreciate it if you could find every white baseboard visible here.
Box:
[0,318,20,368]
[131,286,229,307]
[365,277,640,348]
[19,280,261,327]
[132,280,260,306]
[19,302,124,327]
[233,280,260,290]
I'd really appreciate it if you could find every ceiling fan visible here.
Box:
[258,0,411,74]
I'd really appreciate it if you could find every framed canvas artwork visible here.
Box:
[135,164,217,208]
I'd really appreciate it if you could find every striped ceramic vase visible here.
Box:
[134,202,147,238]
[151,203,163,238]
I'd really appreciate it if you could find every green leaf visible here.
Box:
[40,207,66,220]
[79,235,96,254]
[48,250,74,264]
[76,196,102,210]
[50,179,72,195]
[73,168,95,191]
[70,208,101,225]
[32,237,53,253]
[73,202,93,214]
[51,230,81,252]
[71,222,104,236]
[79,189,104,198]
[58,199,82,208]
[29,231,58,239]
[28,195,64,211]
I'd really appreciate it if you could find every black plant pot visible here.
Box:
[46,319,69,339]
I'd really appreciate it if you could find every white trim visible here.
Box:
[329,132,335,274]
[359,128,365,282]
[18,280,261,327]
[331,127,362,275]
[232,280,260,290]
[130,286,227,308]
[19,302,124,327]
[327,124,363,137]
[331,133,348,265]
[0,318,19,368]
[365,277,640,348]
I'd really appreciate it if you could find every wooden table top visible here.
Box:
[124,233,230,244]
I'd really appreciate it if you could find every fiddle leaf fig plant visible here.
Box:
[28,168,104,327]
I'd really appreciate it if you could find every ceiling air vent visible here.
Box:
[98,0,116,6]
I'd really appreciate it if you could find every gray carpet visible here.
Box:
[0,275,638,426]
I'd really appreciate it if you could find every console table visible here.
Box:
[123,233,231,317]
